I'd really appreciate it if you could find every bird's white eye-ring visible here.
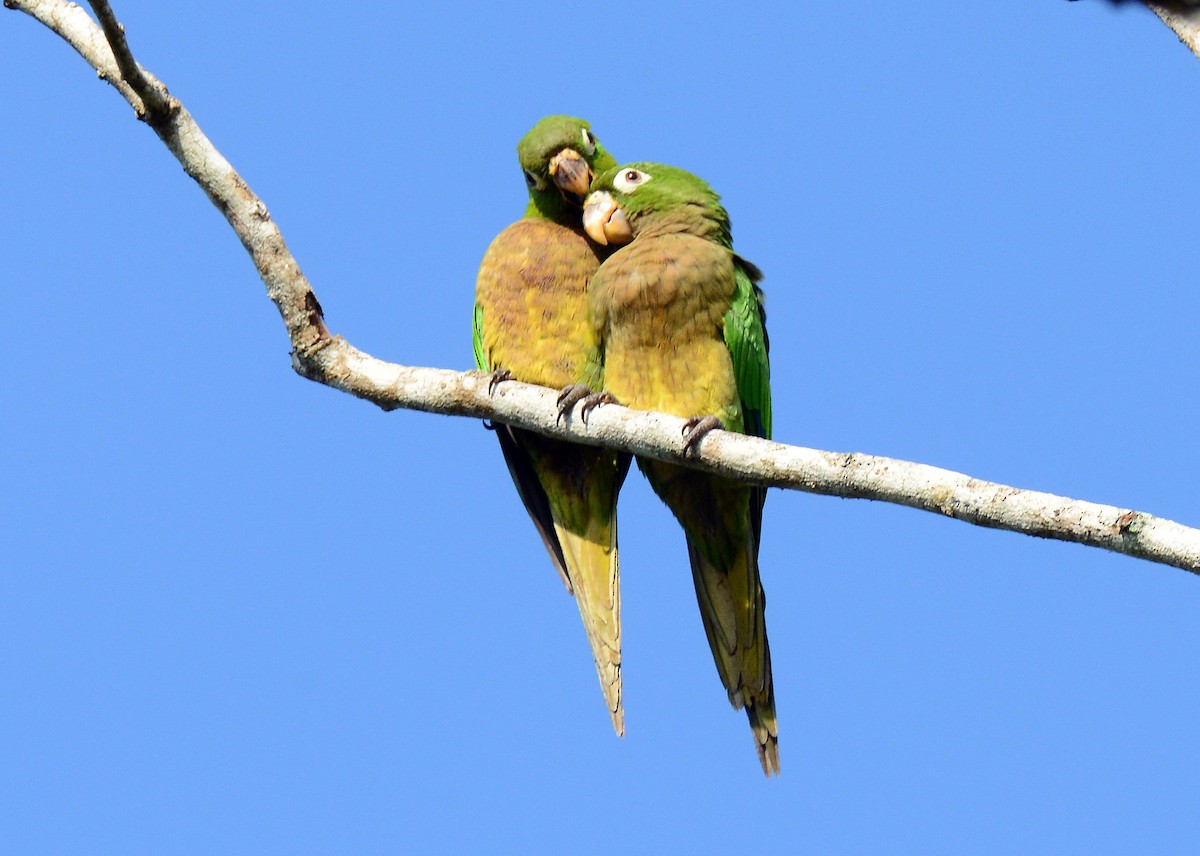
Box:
[613,169,650,194]
[580,128,597,156]
[524,169,548,192]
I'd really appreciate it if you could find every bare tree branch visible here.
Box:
[7,0,1200,576]
[1145,2,1200,57]
[1074,1,1200,61]
[85,0,167,120]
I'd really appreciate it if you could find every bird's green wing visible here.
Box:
[723,257,771,441]
[472,302,488,372]
[723,257,772,557]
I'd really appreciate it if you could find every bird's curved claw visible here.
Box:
[579,391,619,426]
[681,415,724,457]
[556,384,593,419]
[556,384,593,424]
[487,369,513,396]
[557,387,620,426]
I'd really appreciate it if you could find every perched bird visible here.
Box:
[581,163,778,775]
[473,116,631,734]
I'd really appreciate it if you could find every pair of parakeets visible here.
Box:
[473,115,777,776]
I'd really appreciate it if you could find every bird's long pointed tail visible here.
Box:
[557,522,624,736]
[685,521,778,776]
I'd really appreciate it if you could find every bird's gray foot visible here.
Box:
[556,384,594,424]
[578,391,620,426]
[487,368,514,395]
[681,415,724,457]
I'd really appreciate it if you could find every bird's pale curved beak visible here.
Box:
[582,191,633,246]
[548,148,592,206]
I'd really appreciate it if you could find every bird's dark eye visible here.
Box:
[523,169,548,191]
[580,128,596,155]
[624,170,639,182]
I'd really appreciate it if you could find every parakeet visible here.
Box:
[581,163,778,775]
[473,116,631,734]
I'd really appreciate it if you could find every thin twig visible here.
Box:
[7,0,1200,577]
[85,0,167,120]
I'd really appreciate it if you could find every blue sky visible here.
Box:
[3,1,1199,852]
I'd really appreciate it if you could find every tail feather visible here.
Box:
[556,521,624,735]
[747,688,780,776]
[495,427,573,592]
[645,457,778,776]
[517,432,629,735]
[686,537,778,776]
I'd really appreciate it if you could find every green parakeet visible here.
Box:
[581,163,778,775]
[473,116,631,734]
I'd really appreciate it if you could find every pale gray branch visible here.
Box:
[1145,2,1200,58]
[8,0,1200,576]
[1065,2,1200,61]
[85,0,168,119]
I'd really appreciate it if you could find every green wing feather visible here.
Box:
[723,257,771,553]
[472,303,488,372]
[723,257,771,441]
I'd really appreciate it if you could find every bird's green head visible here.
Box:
[582,162,731,248]
[516,115,617,223]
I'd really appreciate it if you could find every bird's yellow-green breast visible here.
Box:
[589,232,743,430]
[476,217,603,390]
